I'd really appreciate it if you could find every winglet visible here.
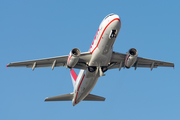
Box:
[6,65,8,69]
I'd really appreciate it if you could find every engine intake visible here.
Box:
[67,48,80,68]
[125,48,138,68]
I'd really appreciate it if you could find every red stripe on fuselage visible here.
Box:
[74,74,85,104]
[91,18,120,54]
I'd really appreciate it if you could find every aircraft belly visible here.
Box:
[73,15,121,105]
[74,71,99,105]
[89,48,112,66]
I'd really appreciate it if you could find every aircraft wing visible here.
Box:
[7,52,91,70]
[108,51,174,70]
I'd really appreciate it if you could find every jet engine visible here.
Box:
[125,48,138,68]
[67,48,81,68]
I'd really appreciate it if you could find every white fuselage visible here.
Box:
[72,14,121,106]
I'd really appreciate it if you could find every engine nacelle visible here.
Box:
[67,48,81,68]
[125,48,138,68]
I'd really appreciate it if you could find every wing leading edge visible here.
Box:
[108,51,174,70]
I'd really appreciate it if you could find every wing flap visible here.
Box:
[26,63,67,68]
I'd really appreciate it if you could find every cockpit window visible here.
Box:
[104,14,115,20]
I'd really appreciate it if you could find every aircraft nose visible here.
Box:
[112,15,121,28]
[111,17,121,30]
[119,18,121,28]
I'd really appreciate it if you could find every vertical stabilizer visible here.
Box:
[70,69,77,87]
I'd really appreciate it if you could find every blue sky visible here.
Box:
[1,0,179,120]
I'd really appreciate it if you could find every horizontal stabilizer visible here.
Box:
[83,94,105,101]
[44,93,73,101]
[44,93,105,102]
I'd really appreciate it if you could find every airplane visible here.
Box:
[7,13,174,106]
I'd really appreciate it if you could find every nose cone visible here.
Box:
[115,17,121,30]
[111,14,121,28]
[118,17,121,29]
[108,17,121,33]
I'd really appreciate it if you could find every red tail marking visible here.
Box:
[70,69,77,81]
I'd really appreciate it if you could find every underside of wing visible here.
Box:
[108,51,174,70]
[7,52,92,70]
[135,57,174,68]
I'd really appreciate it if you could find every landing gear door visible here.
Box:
[109,30,117,39]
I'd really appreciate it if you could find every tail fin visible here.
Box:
[70,69,77,87]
